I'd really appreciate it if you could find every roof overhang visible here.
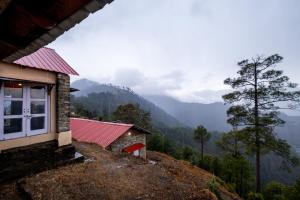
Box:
[132,125,152,135]
[0,0,113,62]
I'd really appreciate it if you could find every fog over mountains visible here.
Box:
[72,79,300,150]
[71,79,300,184]
[145,95,300,149]
[145,95,231,131]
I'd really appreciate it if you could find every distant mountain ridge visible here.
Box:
[145,95,231,132]
[72,79,131,96]
[72,79,300,148]
[71,79,183,128]
[71,78,300,184]
[145,94,300,148]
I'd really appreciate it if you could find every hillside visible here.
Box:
[145,95,230,132]
[70,79,300,185]
[145,95,300,149]
[0,142,241,200]
[71,79,183,128]
[145,95,300,185]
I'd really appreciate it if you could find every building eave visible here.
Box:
[2,0,113,63]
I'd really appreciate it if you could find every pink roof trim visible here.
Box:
[13,47,79,75]
[70,118,134,148]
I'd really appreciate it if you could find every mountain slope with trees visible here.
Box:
[71,79,183,128]
[145,95,300,150]
[70,79,300,186]
[145,95,231,131]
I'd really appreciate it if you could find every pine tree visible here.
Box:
[218,129,254,197]
[194,125,211,162]
[222,54,300,192]
[112,103,152,130]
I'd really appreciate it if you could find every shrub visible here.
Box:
[209,176,222,200]
[263,181,288,200]
[247,192,264,200]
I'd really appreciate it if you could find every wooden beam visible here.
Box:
[0,0,11,15]
[15,3,57,30]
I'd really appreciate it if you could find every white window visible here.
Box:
[133,149,140,157]
[0,82,49,140]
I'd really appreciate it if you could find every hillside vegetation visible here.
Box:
[0,142,241,200]
[70,79,300,186]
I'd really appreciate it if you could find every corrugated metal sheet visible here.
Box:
[14,47,79,75]
[70,118,134,149]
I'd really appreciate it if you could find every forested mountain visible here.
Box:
[145,95,300,150]
[145,95,231,131]
[145,95,300,185]
[71,79,183,128]
[71,79,300,185]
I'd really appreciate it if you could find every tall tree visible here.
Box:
[223,54,300,192]
[113,103,152,130]
[194,125,211,162]
[218,129,254,197]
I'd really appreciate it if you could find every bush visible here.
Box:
[182,146,194,161]
[263,181,288,200]
[247,192,264,200]
[209,176,222,200]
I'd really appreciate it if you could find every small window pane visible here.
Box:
[4,83,23,98]
[31,101,45,114]
[30,86,45,99]
[4,118,22,134]
[31,117,45,130]
[4,100,22,115]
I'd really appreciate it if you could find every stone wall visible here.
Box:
[0,141,78,183]
[109,129,147,159]
[56,73,70,133]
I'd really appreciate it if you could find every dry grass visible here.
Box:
[0,142,241,200]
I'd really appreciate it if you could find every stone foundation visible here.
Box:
[0,140,82,183]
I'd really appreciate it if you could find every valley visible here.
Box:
[71,79,300,185]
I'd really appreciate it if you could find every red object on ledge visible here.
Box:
[123,143,145,153]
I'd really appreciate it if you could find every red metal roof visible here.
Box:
[70,118,134,148]
[123,143,145,153]
[13,47,79,75]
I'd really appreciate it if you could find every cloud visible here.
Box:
[49,0,300,103]
[112,69,186,96]
[134,70,186,96]
[113,68,145,87]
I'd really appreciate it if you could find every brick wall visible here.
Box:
[56,73,70,133]
[109,129,147,159]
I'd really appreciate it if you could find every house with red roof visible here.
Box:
[71,118,150,159]
[0,0,114,182]
[0,47,80,181]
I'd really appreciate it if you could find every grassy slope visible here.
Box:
[0,142,241,200]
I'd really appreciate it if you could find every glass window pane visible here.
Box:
[4,83,23,98]
[30,86,45,99]
[31,117,45,130]
[31,101,45,114]
[4,100,22,115]
[4,118,22,134]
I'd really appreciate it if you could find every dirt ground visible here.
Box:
[0,142,241,200]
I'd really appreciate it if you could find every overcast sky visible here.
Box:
[49,0,300,104]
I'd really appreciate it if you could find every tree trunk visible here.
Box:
[256,142,261,192]
[254,64,261,193]
[201,139,204,162]
[240,161,244,197]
